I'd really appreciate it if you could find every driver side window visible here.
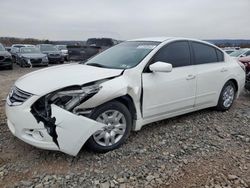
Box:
[152,41,191,68]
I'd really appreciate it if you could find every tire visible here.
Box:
[216,81,236,111]
[86,101,132,153]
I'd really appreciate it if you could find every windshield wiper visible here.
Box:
[87,63,107,68]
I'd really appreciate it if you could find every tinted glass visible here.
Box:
[153,41,191,67]
[85,41,160,69]
[216,49,224,62]
[192,42,217,64]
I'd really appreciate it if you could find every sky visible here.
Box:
[0,0,250,40]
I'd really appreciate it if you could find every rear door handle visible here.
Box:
[221,68,228,72]
[186,75,196,80]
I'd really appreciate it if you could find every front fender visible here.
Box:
[77,76,140,109]
[51,104,106,156]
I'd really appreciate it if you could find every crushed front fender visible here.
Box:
[51,104,106,156]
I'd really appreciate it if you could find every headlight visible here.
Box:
[50,84,102,111]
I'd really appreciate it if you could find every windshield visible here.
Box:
[40,44,58,52]
[230,49,247,57]
[20,47,41,53]
[56,45,67,50]
[0,44,5,51]
[85,41,160,69]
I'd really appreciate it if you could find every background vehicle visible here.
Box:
[239,56,250,74]
[0,43,13,70]
[230,48,250,58]
[5,47,12,52]
[6,37,245,156]
[245,72,250,91]
[37,44,64,64]
[10,44,35,63]
[16,47,49,67]
[55,45,69,61]
[224,49,237,54]
[68,38,119,61]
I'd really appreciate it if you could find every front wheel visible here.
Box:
[86,101,132,153]
[216,81,236,111]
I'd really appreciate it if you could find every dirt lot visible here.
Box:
[0,64,250,188]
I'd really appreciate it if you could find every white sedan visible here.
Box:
[5,37,245,156]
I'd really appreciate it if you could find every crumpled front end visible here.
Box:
[5,70,140,156]
[5,85,107,156]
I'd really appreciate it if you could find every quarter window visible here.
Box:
[153,41,191,67]
[216,49,224,62]
[192,42,221,64]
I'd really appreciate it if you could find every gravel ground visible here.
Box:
[0,64,250,188]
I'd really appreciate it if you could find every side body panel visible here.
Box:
[142,66,196,118]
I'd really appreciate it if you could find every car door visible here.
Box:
[142,41,196,118]
[191,41,229,107]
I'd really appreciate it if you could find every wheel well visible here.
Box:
[114,95,137,120]
[228,79,238,92]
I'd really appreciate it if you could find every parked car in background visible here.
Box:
[230,48,250,58]
[5,47,12,52]
[239,56,250,73]
[86,38,119,50]
[16,46,49,67]
[245,72,250,91]
[224,49,237,54]
[68,38,119,61]
[55,45,69,61]
[0,43,12,70]
[37,44,64,64]
[10,44,35,63]
[5,37,245,156]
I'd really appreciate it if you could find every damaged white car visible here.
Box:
[6,37,245,156]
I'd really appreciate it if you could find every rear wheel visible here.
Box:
[86,101,132,153]
[216,81,236,111]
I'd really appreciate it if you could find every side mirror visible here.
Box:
[149,61,173,73]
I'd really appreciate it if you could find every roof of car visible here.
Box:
[128,37,207,43]
[128,37,173,42]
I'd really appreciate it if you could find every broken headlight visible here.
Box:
[50,84,102,111]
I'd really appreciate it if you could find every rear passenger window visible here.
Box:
[153,41,191,67]
[192,42,218,64]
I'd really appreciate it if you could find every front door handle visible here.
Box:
[221,68,228,72]
[186,75,196,80]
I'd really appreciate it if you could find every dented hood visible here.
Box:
[15,64,123,95]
